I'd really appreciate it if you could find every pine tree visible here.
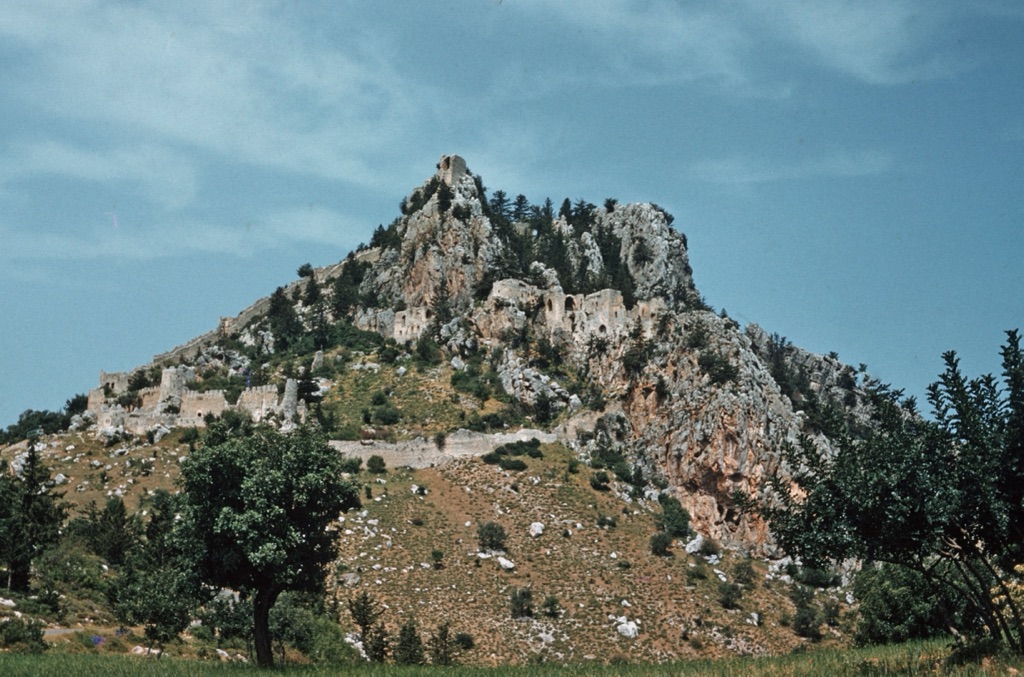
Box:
[394,619,425,665]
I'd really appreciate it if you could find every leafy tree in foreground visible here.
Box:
[178,422,361,667]
[756,330,1024,653]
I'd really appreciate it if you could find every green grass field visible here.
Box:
[1,640,1021,676]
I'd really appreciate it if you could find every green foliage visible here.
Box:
[347,590,383,640]
[789,584,821,640]
[265,286,304,353]
[296,262,314,278]
[0,407,72,444]
[542,594,561,618]
[178,423,361,667]
[363,622,389,663]
[0,616,46,653]
[656,494,692,538]
[339,455,363,474]
[394,619,425,665]
[477,521,507,552]
[758,330,1024,653]
[366,454,387,474]
[269,592,352,664]
[331,257,372,317]
[109,490,194,654]
[698,350,739,384]
[69,497,140,567]
[590,471,611,491]
[428,620,458,666]
[733,559,757,586]
[719,582,743,609]
[854,563,949,646]
[510,587,533,618]
[0,442,67,591]
[650,531,673,557]
[699,537,721,557]
[685,319,710,350]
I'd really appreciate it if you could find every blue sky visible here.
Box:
[1,0,1022,426]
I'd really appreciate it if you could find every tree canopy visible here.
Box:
[178,422,361,667]
[757,330,1024,653]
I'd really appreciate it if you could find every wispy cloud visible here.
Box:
[691,150,894,185]
[0,3,427,191]
[751,0,961,85]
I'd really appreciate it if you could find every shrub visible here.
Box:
[454,632,475,651]
[650,532,673,557]
[339,456,363,474]
[433,431,447,450]
[431,550,444,569]
[366,455,386,474]
[510,587,533,618]
[477,522,507,552]
[590,471,611,491]
[853,563,948,646]
[656,494,691,537]
[719,582,742,609]
[699,537,721,557]
[394,619,424,665]
[686,563,709,583]
[428,621,457,666]
[733,559,756,586]
[542,595,561,618]
[499,457,527,472]
[0,617,46,653]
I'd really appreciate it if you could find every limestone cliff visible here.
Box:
[83,154,868,553]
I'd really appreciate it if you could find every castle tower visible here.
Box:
[439,154,467,186]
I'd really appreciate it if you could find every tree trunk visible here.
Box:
[252,586,281,668]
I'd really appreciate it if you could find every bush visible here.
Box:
[542,595,561,618]
[718,582,742,609]
[853,563,948,646]
[339,456,363,474]
[0,617,46,653]
[590,471,611,491]
[656,494,691,538]
[650,532,673,557]
[510,587,533,618]
[733,559,756,586]
[699,537,721,557]
[498,457,527,471]
[394,619,424,665]
[477,522,507,552]
[366,455,386,474]
[454,632,475,651]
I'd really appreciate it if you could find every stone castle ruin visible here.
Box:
[87,365,305,437]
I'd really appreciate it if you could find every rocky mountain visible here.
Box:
[71,154,870,554]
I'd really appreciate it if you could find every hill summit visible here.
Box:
[73,154,868,552]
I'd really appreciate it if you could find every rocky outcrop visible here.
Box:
[80,154,866,554]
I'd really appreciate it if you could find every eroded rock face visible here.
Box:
[347,156,866,553]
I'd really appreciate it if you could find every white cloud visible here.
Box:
[3,140,198,210]
[748,0,959,85]
[691,149,894,185]
[1,2,428,190]
[0,201,363,263]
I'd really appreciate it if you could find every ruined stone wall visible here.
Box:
[87,388,106,413]
[139,387,161,410]
[393,307,432,344]
[179,391,228,426]
[99,371,130,395]
[235,385,280,421]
